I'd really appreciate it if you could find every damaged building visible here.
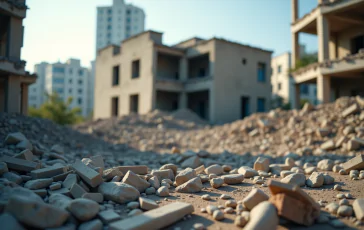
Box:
[94,31,272,123]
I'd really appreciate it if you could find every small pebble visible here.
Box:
[333,184,342,191]
[201,194,211,201]
[212,210,224,221]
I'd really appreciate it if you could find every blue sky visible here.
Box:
[22,0,318,71]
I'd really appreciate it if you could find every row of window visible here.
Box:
[52,78,83,85]
[112,60,140,86]
[98,9,139,15]
[52,67,84,76]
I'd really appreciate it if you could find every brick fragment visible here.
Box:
[72,160,103,188]
[109,202,193,230]
[30,165,67,179]
[0,156,40,172]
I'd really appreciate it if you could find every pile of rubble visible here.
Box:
[0,96,363,229]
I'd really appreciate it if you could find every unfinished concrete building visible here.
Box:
[0,0,36,114]
[94,31,272,123]
[291,0,364,107]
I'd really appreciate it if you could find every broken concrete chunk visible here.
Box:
[343,154,364,172]
[238,166,258,178]
[122,170,150,193]
[50,144,64,155]
[0,162,8,176]
[3,172,22,184]
[48,194,72,210]
[317,159,334,171]
[116,165,148,175]
[24,178,53,190]
[176,177,202,193]
[0,156,40,172]
[320,140,335,150]
[323,174,335,185]
[62,173,78,189]
[342,103,359,117]
[306,172,324,188]
[254,157,270,173]
[5,132,27,145]
[67,198,100,221]
[221,174,244,184]
[139,197,159,211]
[210,177,224,189]
[5,195,69,228]
[98,182,140,204]
[204,164,223,175]
[70,183,87,199]
[242,188,269,210]
[156,186,169,197]
[82,193,104,203]
[194,165,205,175]
[98,210,120,224]
[14,149,33,161]
[151,169,174,182]
[78,219,103,230]
[181,156,202,169]
[244,201,278,230]
[353,198,364,221]
[103,167,124,181]
[30,165,67,179]
[281,173,306,187]
[159,163,177,176]
[148,176,160,189]
[109,202,193,230]
[175,167,196,186]
[72,160,103,188]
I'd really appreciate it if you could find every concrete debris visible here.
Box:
[244,201,278,230]
[242,188,269,210]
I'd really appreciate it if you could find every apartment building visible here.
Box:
[271,51,317,108]
[291,0,364,107]
[0,0,36,115]
[96,0,145,52]
[29,59,92,117]
[94,31,272,124]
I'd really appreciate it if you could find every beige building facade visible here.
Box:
[94,31,272,124]
[291,0,364,107]
[0,0,36,114]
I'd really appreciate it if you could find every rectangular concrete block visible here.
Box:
[353,198,364,221]
[109,202,194,230]
[72,160,103,188]
[82,193,104,203]
[98,210,120,224]
[47,187,70,196]
[342,103,359,117]
[343,154,364,172]
[31,165,67,179]
[0,156,40,172]
[90,155,105,170]
[52,171,73,182]
[14,149,34,161]
[116,165,148,175]
[70,183,87,199]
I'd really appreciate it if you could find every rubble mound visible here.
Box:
[171,108,208,124]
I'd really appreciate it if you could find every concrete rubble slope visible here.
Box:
[0,96,363,229]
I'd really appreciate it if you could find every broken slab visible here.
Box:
[175,168,196,186]
[72,160,103,188]
[243,188,269,210]
[5,195,69,228]
[98,210,120,224]
[98,182,140,204]
[151,169,174,181]
[221,174,244,184]
[175,177,202,193]
[306,172,324,188]
[0,156,40,172]
[320,140,335,150]
[343,154,364,172]
[30,165,67,179]
[116,165,148,175]
[122,170,150,193]
[109,202,194,230]
[62,173,78,189]
[353,198,364,221]
[281,173,306,187]
[70,183,87,199]
[244,201,278,230]
[268,180,320,226]
[24,178,53,190]
[139,197,159,211]
[103,168,124,181]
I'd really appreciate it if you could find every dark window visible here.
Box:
[242,58,247,65]
[69,79,72,83]
[132,60,140,78]
[300,84,309,95]
[278,65,282,73]
[198,68,206,77]
[241,96,250,118]
[52,67,65,74]
[78,69,83,76]
[107,9,112,14]
[175,72,179,80]
[107,17,112,22]
[126,25,130,31]
[111,97,119,116]
[107,25,112,30]
[69,69,73,74]
[257,98,266,112]
[126,17,131,23]
[107,33,111,39]
[257,62,266,82]
[78,89,82,93]
[126,9,131,15]
[78,79,83,84]
[112,65,120,86]
[351,35,364,54]
[69,89,72,93]
[278,83,282,90]
[130,94,139,113]
[52,78,64,84]
[78,98,82,105]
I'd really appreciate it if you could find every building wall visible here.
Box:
[337,26,364,58]
[96,0,145,53]
[29,62,48,108]
[271,53,292,105]
[94,33,155,119]
[213,40,272,123]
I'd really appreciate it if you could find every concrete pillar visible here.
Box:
[179,57,187,81]
[317,75,330,104]
[21,83,28,115]
[292,0,298,22]
[9,17,23,59]
[317,15,330,62]
[6,76,21,113]
[179,92,187,109]
[208,88,215,124]
[292,32,300,68]
[294,83,301,109]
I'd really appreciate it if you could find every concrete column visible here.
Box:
[179,92,187,109]
[294,83,301,109]
[21,83,29,115]
[179,57,187,81]
[292,0,298,22]
[208,88,215,124]
[317,15,330,62]
[6,76,21,113]
[317,75,330,104]
[292,32,300,68]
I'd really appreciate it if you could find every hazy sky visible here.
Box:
[22,0,318,72]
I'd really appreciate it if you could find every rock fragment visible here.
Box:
[98,182,140,204]
[68,198,99,221]
[122,170,150,193]
[176,177,202,193]
[243,188,269,210]
[244,201,278,230]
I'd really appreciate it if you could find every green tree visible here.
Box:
[290,54,318,72]
[29,93,84,125]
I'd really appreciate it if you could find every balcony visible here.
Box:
[0,56,26,76]
[0,0,27,18]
